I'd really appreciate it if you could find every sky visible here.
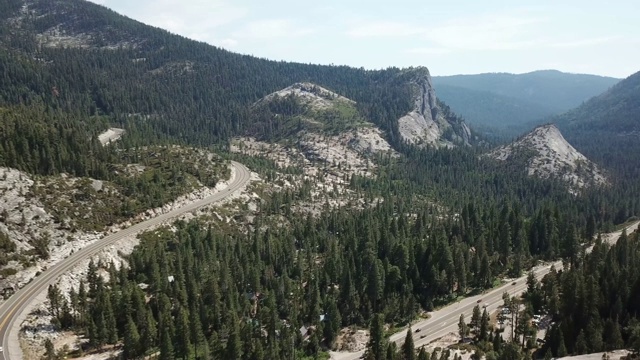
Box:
[88,0,640,78]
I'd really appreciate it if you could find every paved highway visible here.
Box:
[0,161,251,360]
[331,221,640,360]
[330,261,561,360]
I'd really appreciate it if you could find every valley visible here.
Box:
[1,1,640,360]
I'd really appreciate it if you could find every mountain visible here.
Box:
[433,70,620,135]
[247,82,396,171]
[396,69,471,147]
[0,0,473,182]
[250,82,367,140]
[555,70,640,177]
[487,124,607,191]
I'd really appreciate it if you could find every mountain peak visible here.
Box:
[254,82,355,111]
[397,68,470,147]
[489,124,607,191]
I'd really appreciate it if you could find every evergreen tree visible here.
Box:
[324,297,342,348]
[160,327,175,360]
[418,347,430,360]
[104,296,118,344]
[604,319,623,351]
[226,315,243,360]
[471,305,481,332]
[402,328,416,360]
[575,330,588,355]
[556,330,568,357]
[43,339,56,360]
[458,314,468,341]
[387,342,399,360]
[366,313,387,360]
[175,306,194,359]
[124,315,141,359]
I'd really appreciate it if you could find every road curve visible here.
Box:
[0,161,251,360]
[330,221,640,360]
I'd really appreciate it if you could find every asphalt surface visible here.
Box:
[331,221,640,360]
[0,161,250,360]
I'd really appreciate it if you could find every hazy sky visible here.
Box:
[88,0,639,78]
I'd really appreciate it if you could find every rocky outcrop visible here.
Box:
[488,124,607,191]
[398,67,471,147]
[254,82,355,110]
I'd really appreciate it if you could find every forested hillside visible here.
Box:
[0,0,433,179]
[556,71,640,178]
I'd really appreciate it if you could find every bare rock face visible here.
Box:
[488,124,608,191]
[398,67,470,147]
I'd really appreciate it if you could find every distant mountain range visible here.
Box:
[433,70,620,137]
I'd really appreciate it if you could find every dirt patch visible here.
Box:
[333,327,369,353]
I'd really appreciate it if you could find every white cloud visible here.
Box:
[549,36,620,48]
[347,10,548,52]
[405,47,451,55]
[135,0,247,35]
[347,21,426,38]
[234,19,315,40]
[218,38,238,48]
[427,13,547,51]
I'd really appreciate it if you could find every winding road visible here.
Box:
[0,161,251,360]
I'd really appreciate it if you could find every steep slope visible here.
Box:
[433,70,619,135]
[488,124,607,190]
[397,68,471,147]
[555,70,640,177]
